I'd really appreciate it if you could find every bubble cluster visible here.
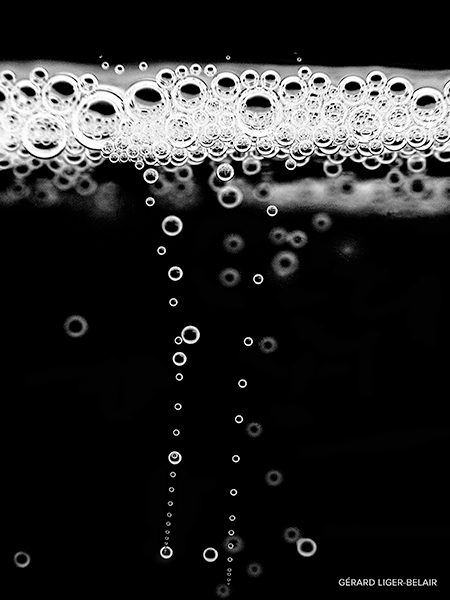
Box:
[0,64,447,189]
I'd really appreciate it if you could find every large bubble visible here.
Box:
[11,80,41,114]
[236,88,282,137]
[124,80,169,121]
[42,74,81,114]
[410,87,447,128]
[172,76,208,112]
[72,89,124,150]
[21,112,67,159]
[211,72,241,102]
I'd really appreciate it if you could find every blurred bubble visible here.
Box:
[246,421,263,437]
[258,336,278,353]
[246,562,263,577]
[223,233,245,253]
[271,250,299,278]
[217,185,243,209]
[283,526,301,543]
[287,229,308,249]
[219,267,241,287]
[265,469,283,486]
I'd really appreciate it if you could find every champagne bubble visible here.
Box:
[162,215,183,236]
[223,233,245,254]
[219,267,241,287]
[168,266,183,281]
[283,526,301,543]
[269,227,287,245]
[217,185,243,209]
[296,538,317,557]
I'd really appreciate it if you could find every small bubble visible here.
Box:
[296,538,317,557]
[203,547,219,563]
[285,157,297,171]
[190,63,202,75]
[174,403,182,410]
[204,64,217,77]
[162,215,183,236]
[169,298,178,307]
[145,197,155,207]
[157,246,166,255]
[226,55,231,60]
[238,379,247,388]
[175,65,189,78]
[230,489,238,496]
[216,163,235,182]
[232,455,240,463]
[297,57,302,62]
[144,168,159,184]
[181,325,201,345]
[267,205,278,217]
[243,336,253,346]
[173,351,187,366]
[168,451,182,465]
[235,415,243,424]
[101,62,109,70]
[139,61,148,71]
[114,64,125,74]
[168,266,183,281]
[253,274,264,285]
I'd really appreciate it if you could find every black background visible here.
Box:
[2,8,450,598]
